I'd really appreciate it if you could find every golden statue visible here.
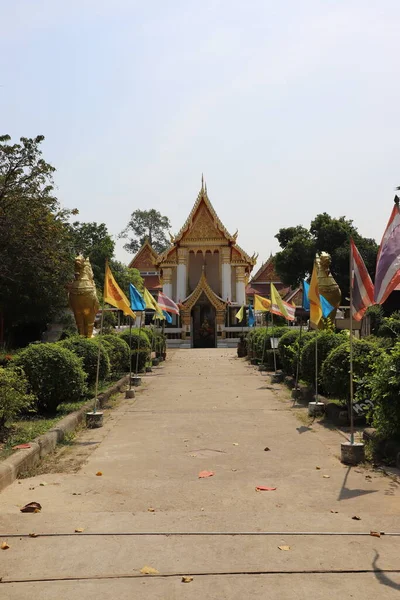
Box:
[315,252,341,328]
[67,256,100,338]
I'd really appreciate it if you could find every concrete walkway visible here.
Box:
[0,349,399,599]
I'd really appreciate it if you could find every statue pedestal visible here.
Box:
[340,442,365,465]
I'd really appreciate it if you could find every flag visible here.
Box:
[351,238,375,321]
[248,304,255,327]
[143,287,164,318]
[303,279,334,318]
[157,291,180,315]
[254,294,271,312]
[374,200,400,304]
[235,305,244,322]
[309,261,322,328]
[129,283,146,311]
[104,263,136,319]
[270,283,295,321]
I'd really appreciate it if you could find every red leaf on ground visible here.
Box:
[198,471,214,478]
[255,486,277,491]
[13,444,31,450]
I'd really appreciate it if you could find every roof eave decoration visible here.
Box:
[181,271,226,312]
[128,238,160,269]
[232,244,258,266]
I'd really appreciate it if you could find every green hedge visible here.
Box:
[15,344,87,413]
[98,334,130,374]
[0,367,34,428]
[247,327,288,360]
[300,331,348,389]
[371,341,400,438]
[59,336,110,385]
[118,329,151,350]
[277,330,315,376]
[321,339,383,402]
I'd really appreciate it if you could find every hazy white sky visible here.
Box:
[2,1,400,271]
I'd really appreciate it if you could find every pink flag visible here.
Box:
[351,238,374,320]
[374,199,400,304]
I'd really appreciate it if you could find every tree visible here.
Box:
[274,213,378,296]
[68,221,115,289]
[121,209,171,254]
[108,260,143,297]
[0,135,76,346]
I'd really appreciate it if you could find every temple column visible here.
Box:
[221,247,232,302]
[177,247,188,303]
[162,268,173,300]
[235,266,246,305]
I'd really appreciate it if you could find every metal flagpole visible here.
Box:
[294,320,303,393]
[271,282,277,372]
[93,267,107,414]
[315,335,318,403]
[128,316,133,390]
[135,312,144,375]
[349,242,355,444]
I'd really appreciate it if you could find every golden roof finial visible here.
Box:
[201,173,204,191]
[204,180,207,194]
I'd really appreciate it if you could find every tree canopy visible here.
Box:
[274,213,378,296]
[121,209,171,254]
[68,221,115,289]
[0,135,76,345]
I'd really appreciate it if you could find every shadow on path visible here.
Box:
[338,466,378,501]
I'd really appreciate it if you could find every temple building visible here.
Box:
[154,180,257,348]
[128,238,161,298]
[246,256,303,307]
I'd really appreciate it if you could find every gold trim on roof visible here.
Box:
[128,238,160,269]
[182,271,226,312]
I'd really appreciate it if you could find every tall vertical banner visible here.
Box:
[308,261,322,329]
[350,238,374,320]
[374,198,400,305]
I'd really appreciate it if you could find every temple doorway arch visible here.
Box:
[191,294,216,348]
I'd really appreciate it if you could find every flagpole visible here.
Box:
[135,311,144,375]
[294,320,303,394]
[315,334,318,403]
[93,262,107,414]
[128,316,133,391]
[271,283,277,372]
[349,241,355,445]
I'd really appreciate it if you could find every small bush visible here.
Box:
[118,329,151,351]
[247,327,288,361]
[300,331,347,388]
[321,339,383,401]
[132,349,150,373]
[59,336,110,385]
[99,334,130,374]
[15,344,87,413]
[371,341,400,439]
[278,330,311,375]
[0,367,34,429]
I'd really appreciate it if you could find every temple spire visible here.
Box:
[201,173,204,190]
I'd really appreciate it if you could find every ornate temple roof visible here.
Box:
[181,270,226,312]
[128,238,159,271]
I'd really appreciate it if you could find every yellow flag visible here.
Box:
[235,305,244,322]
[254,294,271,312]
[270,283,289,319]
[143,287,164,318]
[104,263,136,319]
[309,261,322,328]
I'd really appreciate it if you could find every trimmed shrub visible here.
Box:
[277,330,315,375]
[300,331,347,388]
[99,334,130,374]
[118,329,151,350]
[0,367,34,429]
[371,341,400,439]
[59,336,110,385]
[132,349,150,373]
[15,344,87,413]
[321,339,383,402]
[247,327,288,361]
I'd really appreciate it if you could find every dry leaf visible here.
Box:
[264,447,271,451]
[140,565,159,575]
[233,443,239,446]
[147,507,155,512]
[231,468,237,472]
[20,502,42,513]
[278,545,291,551]
[75,528,84,533]
[1,541,10,550]
[255,486,277,491]
[323,475,330,479]
[39,482,47,487]
[198,470,214,478]
[315,466,321,470]
[370,531,381,538]
[34,508,41,513]
[182,576,193,583]
[330,510,338,514]
[352,516,361,521]
[96,471,103,476]
[29,533,38,538]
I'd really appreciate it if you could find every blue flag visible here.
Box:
[248,304,255,327]
[129,283,146,311]
[162,310,172,323]
[302,279,334,318]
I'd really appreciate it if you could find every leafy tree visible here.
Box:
[0,135,76,346]
[274,213,378,296]
[121,209,171,254]
[109,260,143,296]
[68,221,115,288]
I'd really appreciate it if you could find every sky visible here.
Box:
[2,0,400,272]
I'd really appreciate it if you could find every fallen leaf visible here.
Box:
[256,486,277,492]
[201,508,205,511]
[330,510,338,514]
[140,565,159,575]
[278,545,291,551]
[39,482,47,487]
[96,471,103,476]
[316,466,321,470]
[183,439,189,442]
[352,516,361,521]
[13,443,31,450]
[233,443,239,446]
[147,507,155,512]
[75,528,84,533]
[29,533,38,538]
[264,447,271,451]
[323,475,330,479]
[231,468,237,472]
[1,541,9,550]
[370,531,381,538]
[198,470,214,478]
[182,576,193,583]
[190,454,197,458]
[20,502,42,513]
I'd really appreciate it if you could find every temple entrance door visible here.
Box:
[191,296,216,348]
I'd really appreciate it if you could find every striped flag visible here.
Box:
[309,260,322,329]
[270,283,295,321]
[350,238,374,321]
[254,294,271,312]
[157,291,180,315]
[374,199,400,304]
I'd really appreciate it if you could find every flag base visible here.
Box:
[131,375,142,387]
[340,442,365,465]
[125,389,135,399]
[86,411,104,429]
[308,401,325,417]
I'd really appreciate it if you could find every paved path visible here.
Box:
[1,349,400,599]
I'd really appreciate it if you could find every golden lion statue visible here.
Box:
[315,252,341,327]
[67,256,100,338]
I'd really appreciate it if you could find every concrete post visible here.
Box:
[235,266,246,306]
[177,248,188,302]
[221,247,232,302]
